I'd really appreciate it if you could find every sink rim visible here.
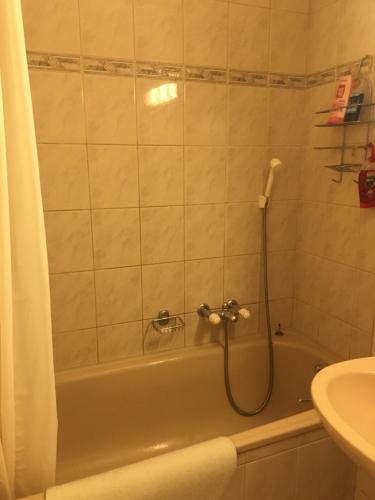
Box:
[311,356,375,470]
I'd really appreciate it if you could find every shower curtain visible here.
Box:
[0,0,58,498]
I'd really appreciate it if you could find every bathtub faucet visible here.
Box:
[197,300,251,324]
[221,299,251,322]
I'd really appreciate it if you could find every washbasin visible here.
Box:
[311,357,375,478]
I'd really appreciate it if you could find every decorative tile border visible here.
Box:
[27,52,80,72]
[136,61,183,80]
[27,51,374,90]
[186,66,226,84]
[229,70,267,87]
[83,57,134,76]
[269,73,306,89]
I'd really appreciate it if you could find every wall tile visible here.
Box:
[97,321,143,362]
[38,144,90,211]
[271,0,309,12]
[95,267,142,325]
[142,262,184,318]
[84,74,136,144]
[244,449,298,500]
[134,0,183,64]
[44,210,93,273]
[266,251,295,300]
[88,145,139,209]
[228,86,268,146]
[184,82,227,146]
[184,312,222,346]
[358,209,375,274]
[268,147,302,201]
[318,313,351,358]
[185,147,226,204]
[184,0,228,68]
[79,0,134,59]
[224,254,261,304]
[30,71,85,143]
[229,3,270,72]
[227,147,266,202]
[323,204,359,267]
[53,329,97,371]
[308,2,338,73]
[185,258,224,313]
[296,438,356,500]
[141,206,184,264]
[351,270,375,334]
[22,0,80,53]
[139,146,183,206]
[92,208,141,268]
[136,79,183,145]
[267,201,297,252]
[292,299,319,341]
[50,272,96,332]
[225,203,261,255]
[185,204,225,259]
[268,88,305,146]
[270,10,307,74]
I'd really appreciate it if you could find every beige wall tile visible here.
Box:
[53,329,98,371]
[267,251,295,300]
[185,204,225,259]
[184,312,222,346]
[184,0,228,68]
[296,438,356,500]
[358,210,375,274]
[185,147,226,204]
[136,79,183,145]
[268,147,302,201]
[22,0,80,53]
[351,270,375,334]
[267,200,297,252]
[141,206,184,264]
[95,267,142,325]
[308,3,338,73]
[271,0,309,12]
[142,262,184,318]
[318,312,351,358]
[224,254,261,304]
[227,147,266,202]
[270,10,307,74]
[88,145,139,209]
[319,260,355,323]
[45,210,93,273]
[79,0,134,59]
[30,71,85,143]
[349,328,373,359]
[292,299,319,341]
[184,83,227,146]
[84,74,136,144]
[323,204,359,267]
[92,209,141,268]
[97,322,143,362]
[244,449,298,500]
[229,3,269,72]
[268,88,305,146]
[294,252,322,308]
[50,272,96,332]
[228,86,268,146]
[134,0,183,64]
[38,144,90,211]
[139,146,183,206]
[185,258,224,313]
[225,203,261,256]
[337,0,375,65]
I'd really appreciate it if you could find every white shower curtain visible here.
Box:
[0,0,58,498]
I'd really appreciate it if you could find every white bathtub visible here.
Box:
[55,332,338,485]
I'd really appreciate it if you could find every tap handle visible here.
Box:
[239,308,251,319]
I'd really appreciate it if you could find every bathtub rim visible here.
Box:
[55,330,340,385]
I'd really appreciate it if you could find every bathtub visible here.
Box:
[55,331,338,486]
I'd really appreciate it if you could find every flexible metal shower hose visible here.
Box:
[224,206,274,416]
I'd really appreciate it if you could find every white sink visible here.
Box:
[311,357,375,478]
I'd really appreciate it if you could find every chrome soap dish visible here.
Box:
[151,310,185,335]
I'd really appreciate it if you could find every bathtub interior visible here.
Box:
[55,332,338,484]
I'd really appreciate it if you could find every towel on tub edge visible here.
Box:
[45,437,237,500]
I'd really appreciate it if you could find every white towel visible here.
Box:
[46,437,237,500]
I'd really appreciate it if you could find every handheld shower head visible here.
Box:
[259,158,283,208]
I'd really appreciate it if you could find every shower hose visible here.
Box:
[224,206,274,416]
